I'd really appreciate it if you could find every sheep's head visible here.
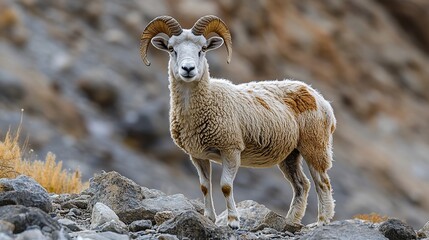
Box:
[140,15,232,82]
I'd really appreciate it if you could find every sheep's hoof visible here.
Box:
[228,217,240,230]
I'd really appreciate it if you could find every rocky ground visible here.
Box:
[1,0,429,230]
[1,172,428,240]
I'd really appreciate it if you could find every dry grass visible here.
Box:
[353,213,389,223]
[0,127,87,193]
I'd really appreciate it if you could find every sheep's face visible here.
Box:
[151,30,224,82]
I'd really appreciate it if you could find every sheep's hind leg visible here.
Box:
[191,157,216,222]
[302,149,335,225]
[278,149,310,226]
[220,149,241,229]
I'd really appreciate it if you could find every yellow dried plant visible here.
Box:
[0,127,88,193]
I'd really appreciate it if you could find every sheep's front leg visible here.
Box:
[220,149,241,229]
[191,157,216,222]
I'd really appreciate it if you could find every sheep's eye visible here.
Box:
[202,46,207,52]
[168,47,174,53]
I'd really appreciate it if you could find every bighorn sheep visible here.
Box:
[141,15,336,230]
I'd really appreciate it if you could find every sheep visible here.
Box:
[140,15,336,230]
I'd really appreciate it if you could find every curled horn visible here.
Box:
[192,15,232,64]
[140,16,183,66]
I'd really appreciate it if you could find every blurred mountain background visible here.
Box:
[0,0,428,228]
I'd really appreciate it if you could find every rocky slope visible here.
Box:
[1,172,427,240]
[0,0,429,229]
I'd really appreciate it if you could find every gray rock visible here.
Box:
[96,220,128,234]
[0,70,25,102]
[77,69,119,109]
[217,200,271,230]
[417,220,429,238]
[70,230,129,240]
[15,228,48,240]
[158,210,233,240]
[129,219,152,232]
[0,205,60,234]
[300,220,388,240]
[57,218,82,232]
[91,202,120,229]
[257,211,288,232]
[0,220,15,234]
[154,211,174,226]
[379,219,416,240]
[158,234,179,240]
[121,194,196,224]
[0,175,52,212]
[189,199,204,215]
[87,171,165,224]
[0,233,13,240]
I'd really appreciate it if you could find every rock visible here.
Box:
[129,219,152,232]
[379,219,417,240]
[0,233,13,240]
[154,211,175,226]
[15,228,48,240]
[122,194,196,224]
[0,175,52,212]
[0,70,25,102]
[217,200,271,230]
[88,172,195,224]
[0,205,60,234]
[96,220,128,234]
[189,199,205,215]
[90,202,121,229]
[87,171,163,213]
[0,220,15,234]
[77,69,119,109]
[158,210,233,240]
[70,230,129,240]
[158,234,179,240]
[256,211,288,232]
[417,221,429,238]
[57,218,81,232]
[299,220,389,240]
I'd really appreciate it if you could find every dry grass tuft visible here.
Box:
[353,213,389,223]
[0,127,87,193]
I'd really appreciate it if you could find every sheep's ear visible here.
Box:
[151,36,169,52]
[206,37,224,52]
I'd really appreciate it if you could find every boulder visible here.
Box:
[90,202,121,229]
[96,220,128,234]
[158,210,233,240]
[300,220,388,240]
[379,219,416,240]
[88,172,195,224]
[154,211,174,226]
[123,194,195,224]
[0,205,60,234]
[0,175,52,212]
[129,219,152,232]
[216,200,271,230]
[14,228,48,240]
[57,218,82,232]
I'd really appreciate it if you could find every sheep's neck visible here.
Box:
[169,68,210,115]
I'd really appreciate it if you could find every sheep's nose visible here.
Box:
[181,65,195,73]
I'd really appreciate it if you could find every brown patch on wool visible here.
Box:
[255,96,270,110]
[228,215,238,222]
[221,185,231,197]
[247,89,253,94]
[200,185,208,196]
[283,87,317,114]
